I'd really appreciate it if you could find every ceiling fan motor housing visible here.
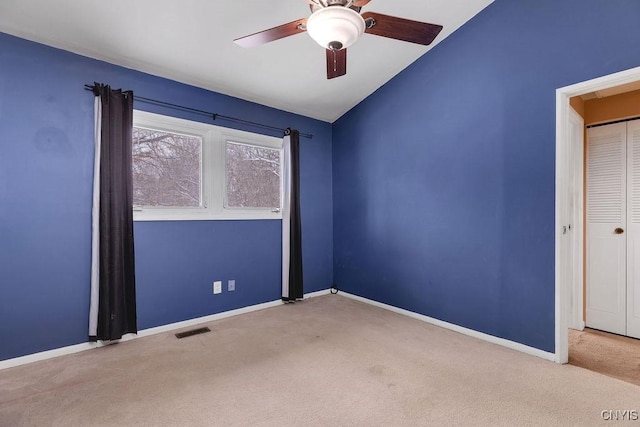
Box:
[306,6,366,50]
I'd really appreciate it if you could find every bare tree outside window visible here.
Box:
[226,142,280,208]
[132,127,202,207]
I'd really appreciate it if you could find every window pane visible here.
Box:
[226,142,280,208]
[132,127,202,207]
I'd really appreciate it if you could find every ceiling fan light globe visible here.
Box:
[306,7,365,50]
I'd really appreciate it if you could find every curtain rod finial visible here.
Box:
[86,83,100,96]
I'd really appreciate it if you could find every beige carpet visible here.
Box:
[1,295,640,427]
[569,328,640,387]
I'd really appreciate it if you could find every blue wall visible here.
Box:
[0,33,333,361]
[4,0,640,361]
[332,0,640,352]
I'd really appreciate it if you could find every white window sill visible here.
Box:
[133,210,282,222]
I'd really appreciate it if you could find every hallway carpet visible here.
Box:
[569,327,640,387]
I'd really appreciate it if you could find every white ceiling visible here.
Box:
[0,0,493,122]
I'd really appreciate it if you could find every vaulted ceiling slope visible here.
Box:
[0,0,493,122]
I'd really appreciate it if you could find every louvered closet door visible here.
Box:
[586,122,627,335]
[627,120,640,339]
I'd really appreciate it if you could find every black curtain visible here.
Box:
[285,128,303,300]
[90,83,137,341]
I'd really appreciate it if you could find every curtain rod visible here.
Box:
[586,115,640,129]
[84,84,313,139]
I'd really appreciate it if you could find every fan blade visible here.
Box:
[326,48,347,79]
[234,18,307,48]
[362,12,443,46]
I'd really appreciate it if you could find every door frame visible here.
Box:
[555,65,640,363]
[567,106,584,333]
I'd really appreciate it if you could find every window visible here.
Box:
[225,142,281,209]
[132,111,282,220]
[133,127,202,208]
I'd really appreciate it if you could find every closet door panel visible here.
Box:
[627,120,640,339]
[586,123,627,335]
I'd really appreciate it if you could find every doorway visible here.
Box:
[555,65,640,364]
[585,119,640,339]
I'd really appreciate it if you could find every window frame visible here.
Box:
[132,120,208,213]
[132,110,283,221]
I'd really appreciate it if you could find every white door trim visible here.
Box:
[568,107,584,332]
[555,65,640,363]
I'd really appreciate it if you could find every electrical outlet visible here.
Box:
[228,280,235,291]
[213,281,222,294]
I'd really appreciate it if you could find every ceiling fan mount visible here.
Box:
[234,0,443,79]
[307,0,364,13]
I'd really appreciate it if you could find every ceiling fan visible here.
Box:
[234,0,443,79]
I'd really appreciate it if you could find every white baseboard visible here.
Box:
[303,289,332,299]
[0,288,331,371]
[339,292,556,362]
[2,289,552,369]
